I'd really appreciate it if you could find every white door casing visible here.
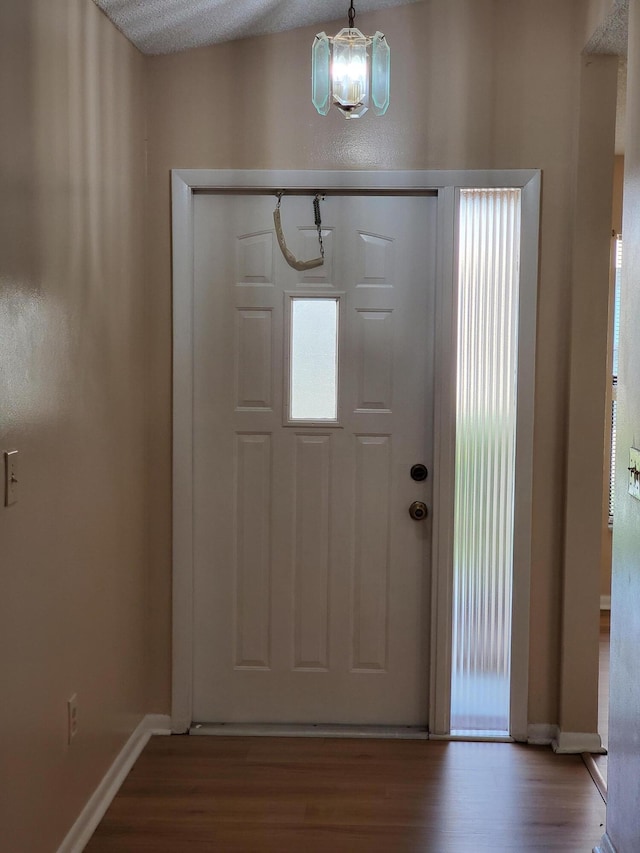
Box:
[192,193,435,724]
[171,170,540,740]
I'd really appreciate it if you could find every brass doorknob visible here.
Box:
[409,501,428,521]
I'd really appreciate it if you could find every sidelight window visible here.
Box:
[450,188,521,736]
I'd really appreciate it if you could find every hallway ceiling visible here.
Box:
[584,0,628,56]
[93,0,422,55]
[583,0,628,155]
[93,0,629,154]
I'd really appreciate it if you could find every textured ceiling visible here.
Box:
[584,0,628,56]
[582,0,628,154]
[93,0,422,55]
[616,59,627,155]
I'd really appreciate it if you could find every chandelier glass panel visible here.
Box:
[312,1,390,119]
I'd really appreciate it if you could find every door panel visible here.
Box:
[192,194,436,725]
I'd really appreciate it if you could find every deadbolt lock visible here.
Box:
[410,463,428,482]
[409,500,428,521]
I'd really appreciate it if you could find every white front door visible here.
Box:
[192,193,436,725]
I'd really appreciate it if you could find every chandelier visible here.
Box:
[312,1,390,119]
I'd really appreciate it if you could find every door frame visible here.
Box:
[171,169,540,739]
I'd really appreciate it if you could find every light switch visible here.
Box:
[4,450,18,506]
[628,447,640,501]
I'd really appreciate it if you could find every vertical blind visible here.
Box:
[609,237,622,524]
[450,188,521,735]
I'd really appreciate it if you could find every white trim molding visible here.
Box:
[527,723,559,746]
[171,169,540,738]
[57,715,171,853]
[509,172,541,742]
[594,833,618,853]
[428,186,457,737]
[552,730,606,754]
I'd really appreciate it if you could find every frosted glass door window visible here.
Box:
[451,188,521,736]
[290,298,339,421]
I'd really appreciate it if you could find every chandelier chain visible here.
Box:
[348,0,355,29]
[313,194,325,259]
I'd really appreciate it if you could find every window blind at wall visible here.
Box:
[609,236,622,524]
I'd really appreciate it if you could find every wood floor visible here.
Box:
[85,737,605,852]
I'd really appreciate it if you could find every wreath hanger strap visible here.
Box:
[273,192,325,271]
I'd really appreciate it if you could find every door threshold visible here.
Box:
[189,723,429,739]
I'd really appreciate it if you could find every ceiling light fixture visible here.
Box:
[312,1,390,119]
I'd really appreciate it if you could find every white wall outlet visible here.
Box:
[628,448,640,501]
[67,694,78,744]
[4,450,18,506]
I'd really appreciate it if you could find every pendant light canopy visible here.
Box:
[312,1,390,119]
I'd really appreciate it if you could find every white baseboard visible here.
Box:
[594,832,617,853]
[57,714,171,853]
[552,730,606,754]
[190,723,429,739]
[600,595,611,610]
[527,723,559,745]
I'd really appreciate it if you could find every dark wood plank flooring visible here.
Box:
[85,736,605,852]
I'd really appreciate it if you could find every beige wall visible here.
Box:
[612,154,625,233]
[560,53,617,739]
[145,0,587,727]
[606,0,640,847]
[601,154,625,599]
[0,2,147,851]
